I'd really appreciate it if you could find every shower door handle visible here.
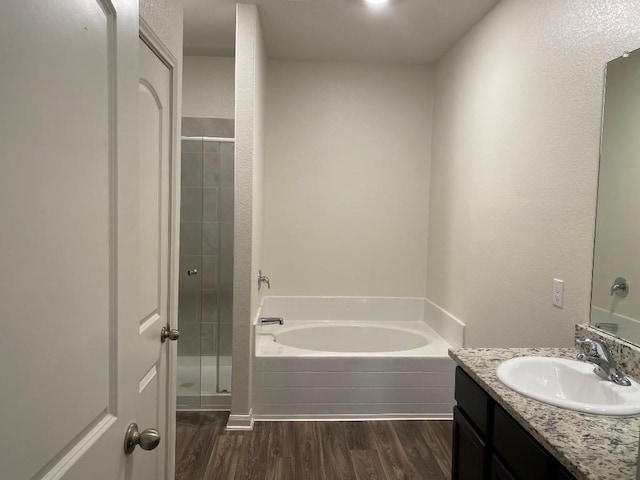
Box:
[160,325,180,343]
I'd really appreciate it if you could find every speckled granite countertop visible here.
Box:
[449,348,640,480]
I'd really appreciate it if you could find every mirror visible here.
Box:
[591,48,640,344]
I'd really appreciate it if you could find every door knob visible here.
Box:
[124,423,161,454]
[187,268,198,276]
[161,325,180,343]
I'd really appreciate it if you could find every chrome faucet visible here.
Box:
[258,270,270,291]
[576,338,631,386]
[611,277,629,298]
[258,317,283,325]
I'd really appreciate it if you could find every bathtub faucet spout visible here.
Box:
[259,317,284,325]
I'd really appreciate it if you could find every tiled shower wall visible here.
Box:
[178,117,234,358]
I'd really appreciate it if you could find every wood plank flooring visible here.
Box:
[176,412,452,480]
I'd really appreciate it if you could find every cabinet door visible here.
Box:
[493,405,551,480]
[556,465,577,480]
[491,455,516,480]
[455,367,492,436]
[453,407,489,480]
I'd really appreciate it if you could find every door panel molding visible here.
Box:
[36,413,117,480]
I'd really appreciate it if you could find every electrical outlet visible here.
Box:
[553,279,564,308]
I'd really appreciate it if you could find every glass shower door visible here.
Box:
[177,135,234,409]
[177,137,203,408]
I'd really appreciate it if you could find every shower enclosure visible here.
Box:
[177,120,234,409]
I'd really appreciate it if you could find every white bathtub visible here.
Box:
[253,296,465,420]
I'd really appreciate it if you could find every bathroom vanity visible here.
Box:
[450,347,640,480]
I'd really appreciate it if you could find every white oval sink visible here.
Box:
[496,356,640,416]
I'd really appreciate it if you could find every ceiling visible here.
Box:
[183,0,501,64]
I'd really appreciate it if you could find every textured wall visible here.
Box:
[182,56,235,119]
[139,0,183,59]
[252,20,266,318]
[231,3,266,418]
[428,0,640,347]
[263,61,433,296]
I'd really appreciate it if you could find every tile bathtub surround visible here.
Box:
[180,222,203,256]
[575,324,640,382]
[178,323,201,356]
[449,347,640,480]
[181,117,234,138]
[202,222,219,255]
[203,153,220,187]
[181,151,202,187]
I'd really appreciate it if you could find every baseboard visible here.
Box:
[177,394,231,411]
[177,407,231,412]
[225,409,254,431]
[252,413,453,422]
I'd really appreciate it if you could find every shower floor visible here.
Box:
[177,355,232,396]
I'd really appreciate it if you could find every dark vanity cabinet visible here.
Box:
[452,367,577,480]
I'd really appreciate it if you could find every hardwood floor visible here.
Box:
[176,412,452,480]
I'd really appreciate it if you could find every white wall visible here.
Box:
[263,61,433,297]
[140,0,183,60]
[231,3,266,424]
[182,56,235,118]
[252,28,266,318]
[427,0,640,347]
[591,52,640,321]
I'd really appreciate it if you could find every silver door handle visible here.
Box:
[161,325,180,343]
[124,423,161,454]
[187,269,198,276]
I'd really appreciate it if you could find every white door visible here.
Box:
[0,0,174,478]
[133,34,175,479]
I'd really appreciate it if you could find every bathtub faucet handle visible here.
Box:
[258,269,270,290]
